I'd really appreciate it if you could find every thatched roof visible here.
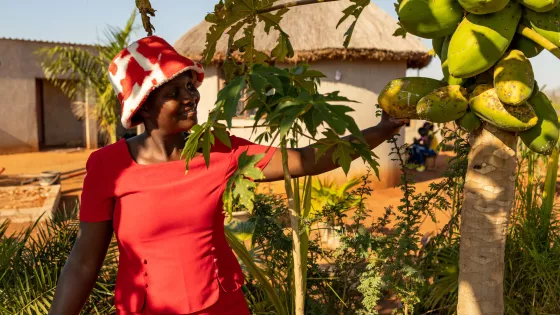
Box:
[174,0,431,69]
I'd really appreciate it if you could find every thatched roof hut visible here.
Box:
[174,0,431,69]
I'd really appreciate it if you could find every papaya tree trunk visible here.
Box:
[457,124,517,315]
[280,138,305,315]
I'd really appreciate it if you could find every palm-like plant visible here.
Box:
[38,11,137,144]
[0,206,119,314]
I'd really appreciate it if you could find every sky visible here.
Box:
[1,0,558,90]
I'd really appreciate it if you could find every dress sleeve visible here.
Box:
[230,135,277,170]
[79,152,115,222]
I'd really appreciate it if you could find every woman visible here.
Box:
[48,36,407,315]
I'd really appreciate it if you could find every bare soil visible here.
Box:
[0,186,50,209]
[0,148,93,234]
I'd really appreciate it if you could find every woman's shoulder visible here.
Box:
[87,139,128,168]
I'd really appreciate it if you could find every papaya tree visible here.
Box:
[390,0,560,314]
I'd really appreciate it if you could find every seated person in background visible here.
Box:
[408,124,437,172]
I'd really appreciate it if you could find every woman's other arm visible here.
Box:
[48,221,113,315]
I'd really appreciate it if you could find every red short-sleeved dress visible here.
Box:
[80,135,276,315]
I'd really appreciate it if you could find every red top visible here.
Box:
[80,135,276,314]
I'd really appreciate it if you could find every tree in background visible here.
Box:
[38,11,137,144]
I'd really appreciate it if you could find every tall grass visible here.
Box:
[504,145,560,314]
[0,205,118,314]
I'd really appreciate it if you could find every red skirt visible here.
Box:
[116,288,250,315]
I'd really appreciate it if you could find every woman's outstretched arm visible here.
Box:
[261,111,408,181]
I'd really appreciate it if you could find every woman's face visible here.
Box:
[141,71,201,133]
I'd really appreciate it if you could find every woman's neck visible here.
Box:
[140,129,187,161]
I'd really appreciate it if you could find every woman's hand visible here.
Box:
[377,110,409,136]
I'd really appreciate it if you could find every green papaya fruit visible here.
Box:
[459,0,510,15]
[520,92,559,154]
[378,77,447,119]
[510,34,544,58]
[470,88,538,131]
[448,2,522,78]
[456,111,483,132]
[433,37,446,58]
[398,0,464,39]
[417,85,469,123]
[494,50,535,106]
[524,6,560,46]
[440,36,466,85]
[469,84,493,99]
[521,0,558,13]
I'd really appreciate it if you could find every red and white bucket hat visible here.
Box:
[108,36,205,128]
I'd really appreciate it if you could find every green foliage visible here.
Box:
[184,62,379,214]
[358,124,470,314]
[37,10,137,144]
[337,0,371,47]
[225,223,288,315]
[308,176,362,216]
[502,143,560,314]
[0,206,118,314]
[223,152,266,220]
[229,174,382,315]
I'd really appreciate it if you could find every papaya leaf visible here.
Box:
[302,69,327,79]
[343,21,357,48]
[327,104,366,142]
[245,93,264,110]
[291,64,308,75]
[313,102,348,135]
[351,141,380,179]
[213,123,231,148]
[216,75,246,128]
[314,141,337,163]
[252,63,290,77]
[258,8,289,34]
[250,73,269,100]
[277,99,303,111]
[262,73,284,94]
[222,58,241,83]
[202,2,252,64]
[255,51,271,64]
[337,0,370,47]
[313,129,341,162]
[234,20,258,65]
[272,31,294,62]
[301,110,318,138]
[181,124,206,170]
[223,152,266,218]
[323,91,357,103]
[332,142,355,174]
[280,107,302,138]
[393,22,408,38]
[202,127,215,167]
